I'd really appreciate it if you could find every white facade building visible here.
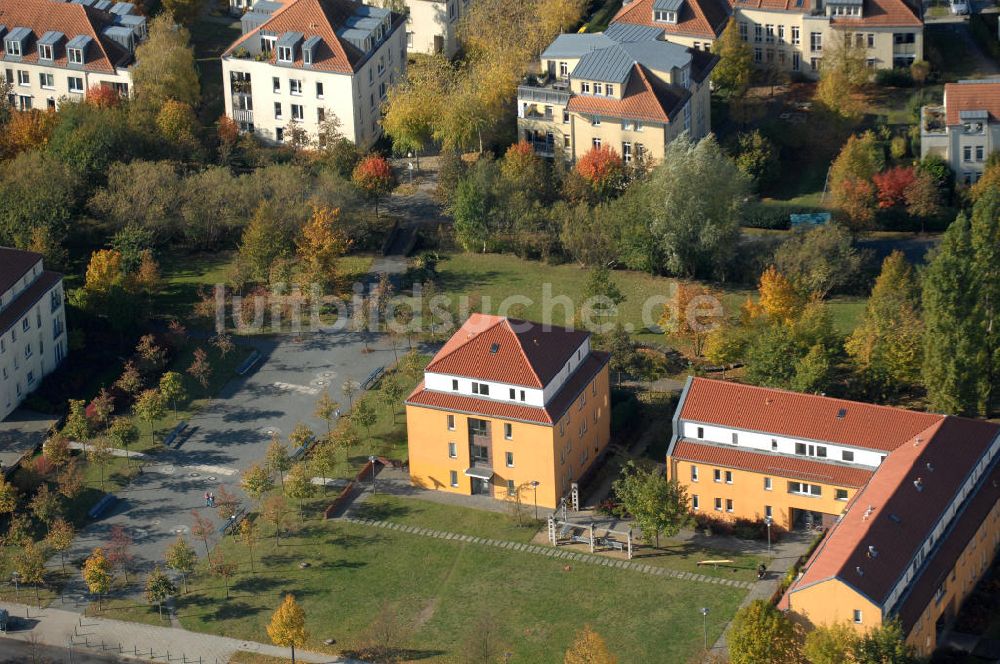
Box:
[921,79,1000,185]
[0,249,68,421]
[0,0,146,110]
[221,0,407,147]
[399,0,468,57]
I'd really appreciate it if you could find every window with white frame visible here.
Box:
[810,32,822,51]
[448,442,457,458]
[792,26,800,45]
[447,414,455,430]
[714,497,722,511]
[592,137,601,149]
[726,499,733,512]
[788,481,822,497]
[450,470,458,487]
[277,45,293,62]
[291,104,303,121]
[691,465,699,482]
[764,477,772,491]
[39,73,54,89]
[471,381,490,396]
[68,47,84,64]
[504,423,512,440]
[17,70,29,86]
[714,469,722,483]
[6,40,21,57]
[38,44,53,61]
[692,495,700,510]
[739,22,748,41]
[289,79,302,95]
[68,77,84,93]
[506,451,514,467]
[274,102,283,119]
[725,470,733,484]
[653,9,677,22]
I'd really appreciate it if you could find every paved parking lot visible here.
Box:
[58,328,398,606]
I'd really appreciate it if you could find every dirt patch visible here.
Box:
[412,597,439,629]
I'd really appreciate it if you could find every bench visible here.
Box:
[87,494,118,520]
[601,537,625,552]
[289,436,317,463]
[361,366,385,390]
[219,506,247,535]
[163,421,188,449]
[236,350,261,376]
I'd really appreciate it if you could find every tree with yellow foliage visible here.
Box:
[267,594,308,664]
[296,206,351,291]
[84,249,124,293]
[755,266,805,324]
[82,547,113,610]
[564,625,617,664]
[658,282,724,356]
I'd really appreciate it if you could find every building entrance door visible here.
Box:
[471,477,491,496]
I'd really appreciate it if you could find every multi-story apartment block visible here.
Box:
[221,0,407,147]
[669,377,1000,655]
[921,79,1000,185]
[400,0,469,57]
[405,314,612,509]
[612,0,922,76]
[517,23,716,163]
[0,248,68,421]
[0,0,146,111]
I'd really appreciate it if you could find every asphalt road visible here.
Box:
[0,637,123,663]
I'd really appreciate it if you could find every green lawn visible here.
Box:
[353,494,543,543]
[171,519,745,662]
[431,252,867,345]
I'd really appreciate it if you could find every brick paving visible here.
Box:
[337,516,755,590]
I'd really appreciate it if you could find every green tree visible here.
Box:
[242,462,275,506]
[131,14,200,111]
[144,566,177,620]
[817,41,869,118]
[14,540,47,606]
[0,475,19,517]
[45,518,75,573]
[712,18,753,100]
[0,151,79,249]
[266,436,292,490]
[846,251,923,397]
[451,176,490,253]
[314,392,340,436]
[636,134,750,278]
[851,620,916,663]
[239,201,291,283]
[734,130,779,189]
[162,0,202,26]
[86,436,114,491]
[164,535,197,593]
[239,518,261,574]
[728,600,799,664]
[351,398,378,453]
[63,398,92,441]
[773,223,865,298]
[611,461,691,547]
[803,623,858,664]
[159,371,186,421]
[379,374,405,424]
[107,416,139,465]
[922,196,999,415]
[284,463,315,520]
[133,389,166,442]
[29,484,62,533]
[583,265,626,326]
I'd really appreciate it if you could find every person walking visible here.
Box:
[209,492,215,507]
[204,491,210,507]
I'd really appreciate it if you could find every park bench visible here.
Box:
[219,506,247,535]
[163,421,188,449]
[87,494,118,520]
[361,366,385,390]
[289,435,317,462]
[236,350,261,376]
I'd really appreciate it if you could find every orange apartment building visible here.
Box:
[405,314,612,509]
[670,377,1000,655]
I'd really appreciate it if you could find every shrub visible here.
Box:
[874,67,913,87]
[741,205,790,230]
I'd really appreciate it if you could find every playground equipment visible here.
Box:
[547,515,635,559]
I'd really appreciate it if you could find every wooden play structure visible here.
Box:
[547,515,635,559]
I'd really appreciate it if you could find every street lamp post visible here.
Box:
[765,515,773,554]
[700,607,709,651]
[530,481,540,520]
[11,572,19,600]
[368,455,377,494]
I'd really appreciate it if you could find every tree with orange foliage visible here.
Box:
[836,177,877,231]
[296,206,352,290]
[755,265,805,324]
[658,282,724,356]
[86,85,120,109]
[873,166,916,209]
[575,145,624,199]
[217,115,239,163]
[0,110,57,158]
[352,155,396,217]
[500,140,545,189]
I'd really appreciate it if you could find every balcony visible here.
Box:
[517,73,572,106]
[921,105,946,135]
[528,139,556,156]
[233,108,254,125]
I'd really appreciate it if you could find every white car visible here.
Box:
[950,0,969,15]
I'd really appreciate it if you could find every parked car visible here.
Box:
[950,0,969,15]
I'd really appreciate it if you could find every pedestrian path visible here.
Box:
[67,442,239,477]
[69,441,147,460]
[338,516,755,590]
[0,601,351,664]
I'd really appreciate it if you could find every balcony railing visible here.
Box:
[528,139,556,156]
[233,108,254,125]
[523,108,555,121]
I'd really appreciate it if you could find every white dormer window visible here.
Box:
[277,45,293,63]
[594,82,603,95]
[68,48,83,64]
[303,49,312,65]
[606,84,614,96]
[654,10,677,22]
[6,40,21,57]
[38,44,53,61]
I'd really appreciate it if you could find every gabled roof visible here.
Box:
[678,378,943,452]
[224,0,399,74]
[613,0,730,40]
[424,314,591,389]
[786,417,1000,609]
[567,62,691,123]
[0,247,41,295]
[944,79,1000,125]
[825,0,922,26]
[0,0,133,73]
[673,440,874,487]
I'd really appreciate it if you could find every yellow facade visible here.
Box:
[406,365,611,509]
[788,579,884,633]
[667,458,857,530]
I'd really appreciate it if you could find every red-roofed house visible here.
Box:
[1,0,146,110]
[610,0,923,77]
[517,23,716,163]
[921,78,1000,185]
[669,376,1000,655]
[405,314,611,508]
[221,0,406,147]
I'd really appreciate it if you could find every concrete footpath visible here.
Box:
[0,601,351,664]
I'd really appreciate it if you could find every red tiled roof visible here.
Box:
[425,314,591,389]
[786,417,1000,608]
[408,352,610,425]
[224,0,378,73]
[0,0,132,74]
[679,378,943,452]
[613,0,730,39]
[826,0,922,26]
[567,63,690,123]
[672,440,874,487]
[944,80,1000,125]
